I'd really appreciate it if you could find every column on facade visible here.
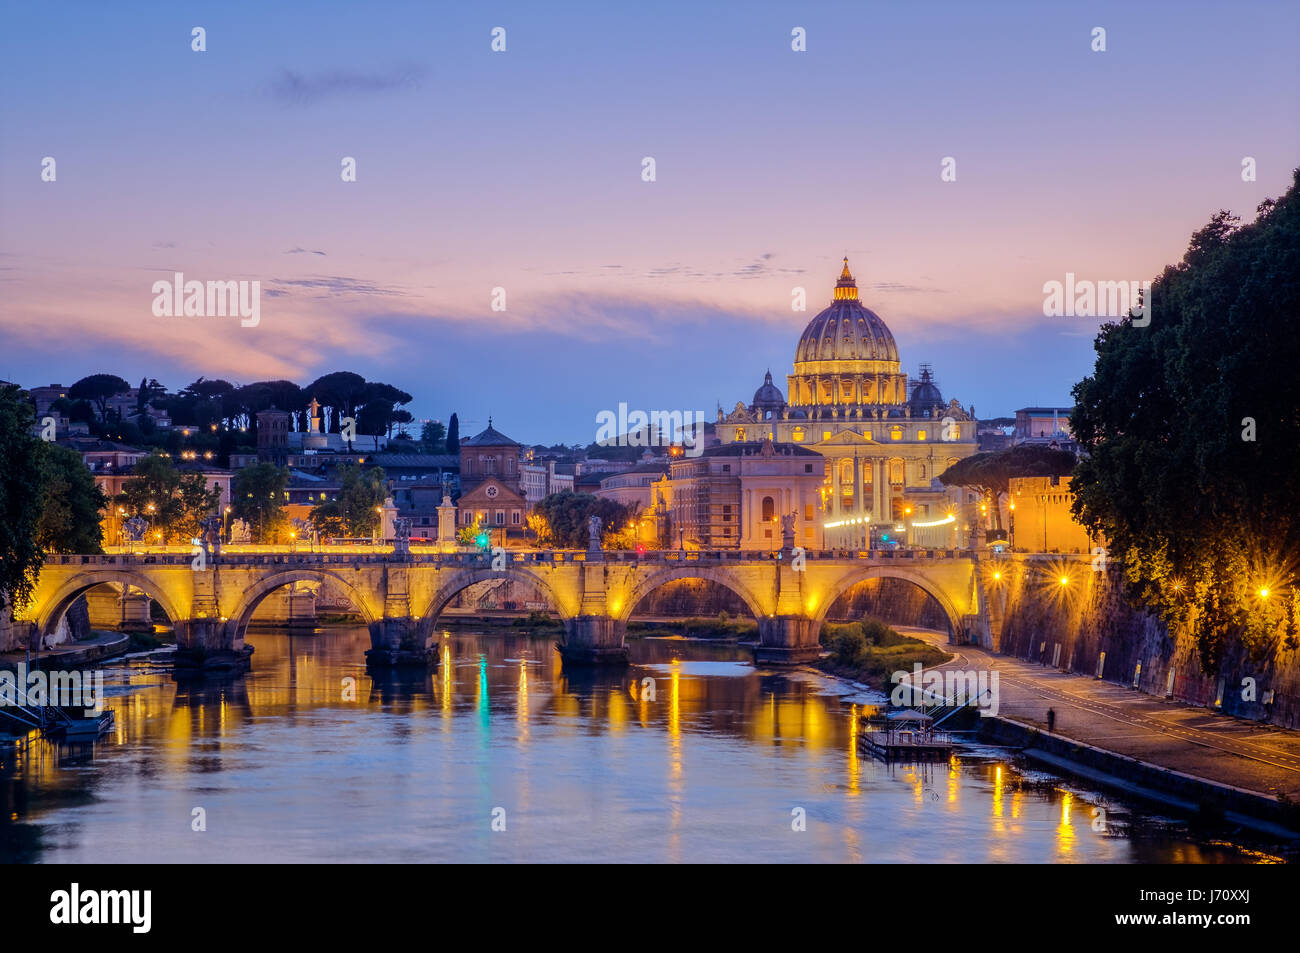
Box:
[831,459,841,520]
[874,458,886,522]
[745,488,753,547]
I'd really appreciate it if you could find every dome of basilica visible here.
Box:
[794,258,899,365]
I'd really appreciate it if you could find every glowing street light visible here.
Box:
[1058,575,1069,586]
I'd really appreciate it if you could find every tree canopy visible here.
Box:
[938,444,1076,530]
[1070,170,1300,667]
[69,374,130,421]
[0,385,45,612]
[531,491,636,549]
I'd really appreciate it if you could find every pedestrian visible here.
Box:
[1047,708,1056,732]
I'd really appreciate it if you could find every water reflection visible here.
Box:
[0,626,1278,863]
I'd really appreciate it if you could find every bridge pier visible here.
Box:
[365,618,436,669]
[754,615,821,665]
[558,615,629,665]
[175,618,254,674]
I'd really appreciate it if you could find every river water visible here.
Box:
[0,626,1279,863]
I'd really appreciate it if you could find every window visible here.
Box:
[722,504,732,523]
[512,511,520,525]
[890,426,903,441]
[918,429,927,441]
[721,464,731,473]
[804,504,814,520]
[761,496,775,521]
[805,463,813,473]
[823,431,832,441]
[735,427,746,441]
[495,510,505,525]
[792,426,805,442]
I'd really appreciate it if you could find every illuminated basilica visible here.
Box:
[715,259,979,547]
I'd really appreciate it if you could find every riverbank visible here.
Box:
[814,619,951,688]
[902,626,1300,840]
[0,629,133,673]
[978,718,1299,843]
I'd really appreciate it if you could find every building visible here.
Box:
[521,458,577,506]
[596,463,671,511]
[663,439,824,550]
[1007,475,1098,554]
[256,407,291,465]
[714,259,979,545]
[459,418,524,498]
[1012,407,1079,453]
[457,476,527,539]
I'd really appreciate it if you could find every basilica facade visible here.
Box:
[714,260,979,547]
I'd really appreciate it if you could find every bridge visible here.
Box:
[22,549,988,671]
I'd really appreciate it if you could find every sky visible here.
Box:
[1,1,1296,445]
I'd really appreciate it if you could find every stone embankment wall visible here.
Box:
[987,556,1300,729]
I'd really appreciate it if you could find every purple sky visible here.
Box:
[2,1,1296,444]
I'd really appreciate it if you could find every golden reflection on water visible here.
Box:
[1057,790,1076,859]
[0,627,1279,864]
[846,704,860,797]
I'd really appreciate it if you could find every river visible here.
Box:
[0,626,1279,863]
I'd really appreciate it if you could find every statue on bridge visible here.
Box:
[393,517,413,558]
[200,515,223,558]
[587,514,603,553]
[780,512,796,554]
[123,515,147,548]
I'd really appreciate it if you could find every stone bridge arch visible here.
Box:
[36,569,186,640]
[811,565,967,638]
[225,569,382,642]
[613,565,772,623]
[414,566,575,642]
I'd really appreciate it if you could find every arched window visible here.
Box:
[791,426,805,442]
[761,496,775,521]
[735,427,746,441]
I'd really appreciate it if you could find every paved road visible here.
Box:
[901,627,1300,802]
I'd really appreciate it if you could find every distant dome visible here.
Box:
[909,365,943,410]
[752,370,785,410]
[794,258,899,365]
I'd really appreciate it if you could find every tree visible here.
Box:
[68,374,130,422]
[939,445,1077,531]
[1070,170,1300,668]
[421,419,446,452]
[307,371,367,433]
[357,398,392,451]
[391,408,414,438]
[309,464,387,539]
[445,413,460,454]
[531,491,636,548]
[174,472,222,542]
[231,463,291,543]
[361,382,413,439]
[114,453,183,542]
[36,444,107,554]
[0,385,44,612]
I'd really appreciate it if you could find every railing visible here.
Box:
[49,547,977,568]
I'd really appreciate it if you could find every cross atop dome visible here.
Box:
[834,257,858,300]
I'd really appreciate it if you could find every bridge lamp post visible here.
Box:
[1039,493,1048,552]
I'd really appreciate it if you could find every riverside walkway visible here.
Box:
[904,628,1300,804]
